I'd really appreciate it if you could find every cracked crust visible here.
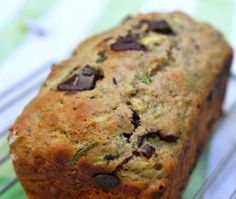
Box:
[9,12,232,199]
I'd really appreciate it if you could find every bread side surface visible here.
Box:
[9,12,232,199]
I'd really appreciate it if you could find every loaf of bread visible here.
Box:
[9,12,232,199]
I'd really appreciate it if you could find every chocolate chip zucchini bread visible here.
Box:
[9,12,232,199]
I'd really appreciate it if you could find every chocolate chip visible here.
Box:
[136,132,158,147]
[132,150,140,156]
[57,74,79,92]
[153,185,166,199]
[121,155,133,164]
[82,66,94,76]
[121,133,132,143]
[126,101,131,105]
[131,111,141,129]
[154,163,163,170]
[151,131,179,142]
[111,34,145,51]
[93,173,120,190]
[57,65,103,92]
[207,91,213,102]
[112,77,117,85]
[140,143,155,159]
[136,135,145,147]
[104,154,119,161]
[137,131,178,146]
[116,155,133,171]
[143,20,174,35]
[158,133,179,142]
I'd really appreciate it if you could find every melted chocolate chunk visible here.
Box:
[140,143,155,159]
[143,20,174,35]
[131,111,141,129]
[136,135,145,147]
[57,65,103,92]
[111,35,145,51]
[93,173,120,190]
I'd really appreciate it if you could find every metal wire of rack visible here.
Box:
[0,63,236,199]
[0,63,52,198]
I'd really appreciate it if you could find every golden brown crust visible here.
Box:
[9,12,233,199]
[163,52,232,199]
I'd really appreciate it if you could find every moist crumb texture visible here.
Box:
[9,12,232,199]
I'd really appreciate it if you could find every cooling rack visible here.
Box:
[0,63,236,199]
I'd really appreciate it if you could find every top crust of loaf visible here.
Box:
[9,11,232,198]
